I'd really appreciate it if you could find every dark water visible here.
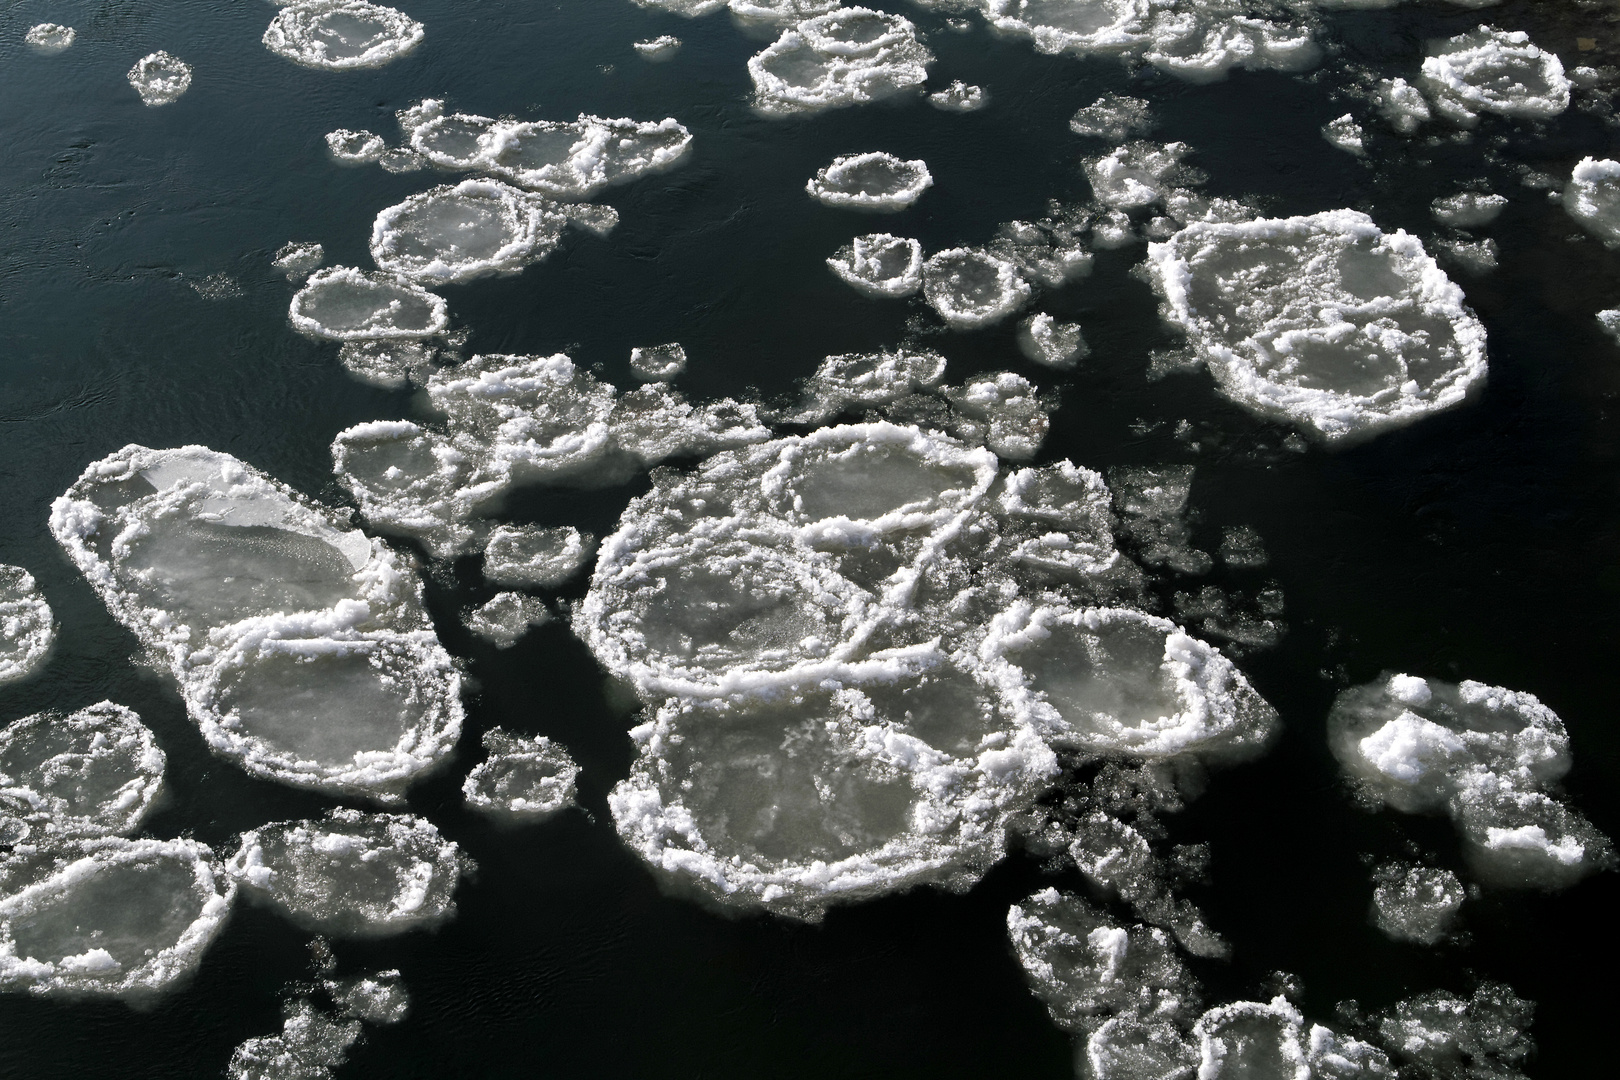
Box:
[1,0,1618,1075]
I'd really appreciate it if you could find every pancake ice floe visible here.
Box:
[0,703,164,841]
[1431,191,1506,228]
[462,729,579,819]
[1419,25,1569,125]
[1070,93,1152,140]
[1017,313,1089,369]
[127,52,191,106]
[370,179,577,285]
[827,234,924,297]
[290,267,450,341]
[928,81,986,111]
[326,128,387,164]
[464,592,550,647]
[629,343,688,382]
[1321,113,1366,155]
[227,999,361,1080]
[0,566,54,686]
[482,525,594,588]
[922,248,1031,328]
[25,24,75,52]
[807,153,933,211]
[272,241,325,278]
[263,0,424,69]
[749,8,933,115]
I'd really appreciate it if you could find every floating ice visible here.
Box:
[1195,997,1390,1080]
[50,444,463,803]
[273,241,325,279]
[1376,984,1532,1079]
[378,146,425,173]
[290,267,450,341]
[325,128,386,164]
[1018,314,1088,370]
[1374,76,1431,134]
[1433,236,1498,276]
[1599,309,1620,346]
[1322,113,1366,155]
[0,703,164,840]
[784,349,948,423]
[1070,94,1152,141]
[633,35,681,60]
[371,180,573,285]
[1420,26,1569,125]
[263,0,424,70]
[942,372,1049,459]
[127,52,192,106]
[1146,209,1488,444]
[0,838,232,998]
[989,217,1093,288]
[464,592,550,647]
[1432,191,1506,228]
[923,248,1031,329]
[1372,862,1464,945]
[628,0,726,14]
[1086,142,1195,211]
[1329,673,1612,886]
[928,81,987,112]
[827,234,924,298]
[807,153,933,212]
[1107,466,1211,576]
[1565,157,1620,248]
[327,968,409,1023]
[630,343,688,382]
[228,999,360,1080]
[462,728,579,818]
[338,340,439,389]
[0,566,54,685]
[729,0,844,21]
[749,9,933,116]
[228,809,468,936]
[482,525,593,588]
[1066,811,1226,957]
[25,24,75,52]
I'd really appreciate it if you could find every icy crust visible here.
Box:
[127,52,191,106]
[227,809,468,936]
[25,24,76,52]
[228,999,360,1080]
[0,566,54,685]
[1565,157,1620,248]
[828,234,924,297]
[331,353,772,557]
[1372,862,1464,945]
[326,128,386,163]
[49,444,463,803]
[1145,209,1488,444]
[748,9,934,116]
[1018,313,1089,370]
[1419,26,1569,125]
[290,267,450,341]
[483,525,593,588]
[923,248,1032,328]
[0,838,232,999]
[1329,673,1612,887]
[807,153,933,211]
[462,728,579,819]
[370,180,581,285]
[0,703,164,840]
[263,0,424,70]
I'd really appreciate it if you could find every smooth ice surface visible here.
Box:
[1329,673,1612,886]
[482,525,593,588]
[25,24,75,52]
[50,444,463,802]
[928,81,986,112]
[464,592,550,647]
[0,703,164,840]
[827,234,924,297]
[1146,209,1488,444]
[370,180,573,285]
[1018,313,1089,370]
[326,128,386,164]
[1419,26,1569,125]
[462,728,579,818]
[127,52,191,106]
[0,566,54,685]
[1070,93,1152,141]
[290,267,450,341]
[1371,862,1465,945]
[228,809,468,936]
[1322,113,1366,156]
[806,152,933,211]
[749,9,933,116]
[263,0,424,70]
[228,999,360,1080]
[629,343,688,382]
[1565,157,1620,248]
[1432,191,1507,228]
[922,248,1031,328]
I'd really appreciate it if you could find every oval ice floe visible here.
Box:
[922,248,1031,329]
[290,266,449,341]
[749,8,933,115]
[1017,313,1089,370]
[127,51,191,106]
[0,566,54,686]
[482,525,593,588]
[263,0,424,70]
[25,23,75,52]
[0,703,164,839]
[462,728,579,819]
[1419,25,1569,125]
[827,234,924,297]
[807,153,932,211]
[370,179,571,285]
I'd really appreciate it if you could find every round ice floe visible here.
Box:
[127,52,191,106]
[928,81,986,112]
[464,592,550,647]
[629,343,688,382]
[942,372,1049,460]
[25,23,75,52]
[807,153,933,211]
[749,9,933,116]
[370,180,569,285]
[1017,313,1088,370]
[1565,157,1620,248]
[1145,209,1488,444]
[290,266,449,341]
[49,444,462,803]
[228,999,360,1080]
[981,0,1150,58]
[0,566,54,685]
[1372,862,1464,945]
[462,728,579,819]
[828,234,924,297]
[482,525,593,588]
[263,0,424,70]
[1419,26,1569,125]
[325,128,386,164]
[0,838,232,999]
[399,99,494,169]
[1431,191,1506,228]
[228,809,467,936]
[922,248,1031,329]
[0,703,164,839]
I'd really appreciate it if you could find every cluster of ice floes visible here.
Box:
[291,267,450,341]
[749,9,933,115]
[462,728,579,819]
[331,352,772,556]
[1565,157,1620,247]
[49,444,463,802]
[1145,209,1488,444]
[263,0,424,70]
[828,234,924,297]
[25,23,75,52]
[807,153,933,211]
[1330,673,1612,887]
[127,52,191,106]
[0,566,54,685]
[370,179,587,285]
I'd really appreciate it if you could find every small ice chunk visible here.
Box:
[337,340,438,389]
[1371,863,1465,945]
[228,809,468,936]
[1322,113,1366,156]
[326,969,409,1024]
[749,9,933,116]
[1598,309,1620,345]
[1217,526,1267,569]
[464,592,550,648]
[1374,77,1431,134]
[785,349,948,423]
[462,728,579,818]
[923,248,1031,329]
[1420,26,1569,125]
[25,24,76,52]
[1090,208,1136,248]
[272,241,325,278]
[633,35,681,60]
[828,233,924,297]
[263,0,424,70]
[627,0,726,14]
[942,371,1049,459]
[0,703,164,839]
[1017,313,1089,370]
[325,128,386,164]
[1375,984,1532,1079]
[1433,236,1498,275]
[807,153,933,211]
[370,179,572,285]
[630,343,689,382]
[127,52,192,106]
[483,525,594,588]
[474,114,693,199]
[1086,142,1195,211]
[0,566,55,685]
[928,81,987,112]
[1565,157,1620,247]
[228,1000,360,1080]
[290,267,449,341]
[1070,94,1152,141]
[1431,191,1507,228]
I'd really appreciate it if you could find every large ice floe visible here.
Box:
[0,566,54,685]
[1565,157,1620,248]
[290,267,450,341]
[262,0,424,70]
[806,153,933,211]
[1329,673,1612,887]
[0,703,164,841]
[462,728,579,819]
[49,444,462,803]
[748,8,933,115]
[227,809,468,936]
[127,52,192,106]
[370,180,583,285]
[1418,26,1569,125]
[1145,209,1488,444]
[827,234,924,297]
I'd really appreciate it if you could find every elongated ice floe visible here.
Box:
[0,703,164,841]
[50,444,463,802]
[749,9,933,115]
[1329,673,1612,887]
[1145,209,1488,444]
[462,728,579,819]
[807,153,933,211]
[1432,191,1506,228]
[633,35,681,60]
[228,809,468,936]
[290,266,450,341]
[827,234,924,297]
[263,0,424,69]
[0,566,54,685]
[370,179,577,285]
[1419,26,1569,125]
[1566,157,1620,248]
[923,248,1031,328]
[25,23,75,52]
[127,52,191,106]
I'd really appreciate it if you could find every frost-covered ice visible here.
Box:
[1085,142,1196,211]
[462,728,579,818]
[1070,94,1152,141]
[1434,236,1498,276]
[483,525,593,588]
[464,592,550,647]
[0,703,164,840]
[1376,984,1532,1080]
[630,343,688,382]
[1375,77,1431,134]
[633,35,681,60]
[1371,862,1464,945]
[1329,673,1612,886]
[1565,157,1620,247]
[1420,26,1569,125]
[749,9,933,115]
[326,968,409,1024]
[371,180,575,285]
[942,372,1049,459]
[928,81,986,112]
[1018,313,1088,370]
[25,24,75,52]
[127,52,192,106]
[827,234,924,297]
[325,128,386,164]
[228,1000,360,1080]
[263,0,424,70]
[290,267,450,341]
[0,838,232,998]
[337,340,439,389]
[1322,113,1366,155]
[1108,466,1211,576]
[807,153,933,211]
[272,241,325,279]
[0,566,54,685]
[1598,309,1620,346]
[923,248,1031,329]
[1432,191,1507,228]
[50,444,463,803]
[1146,209,1488,444]
[228,809,468,936]
[783,349,948,423]
[1194,997,1390,1080]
